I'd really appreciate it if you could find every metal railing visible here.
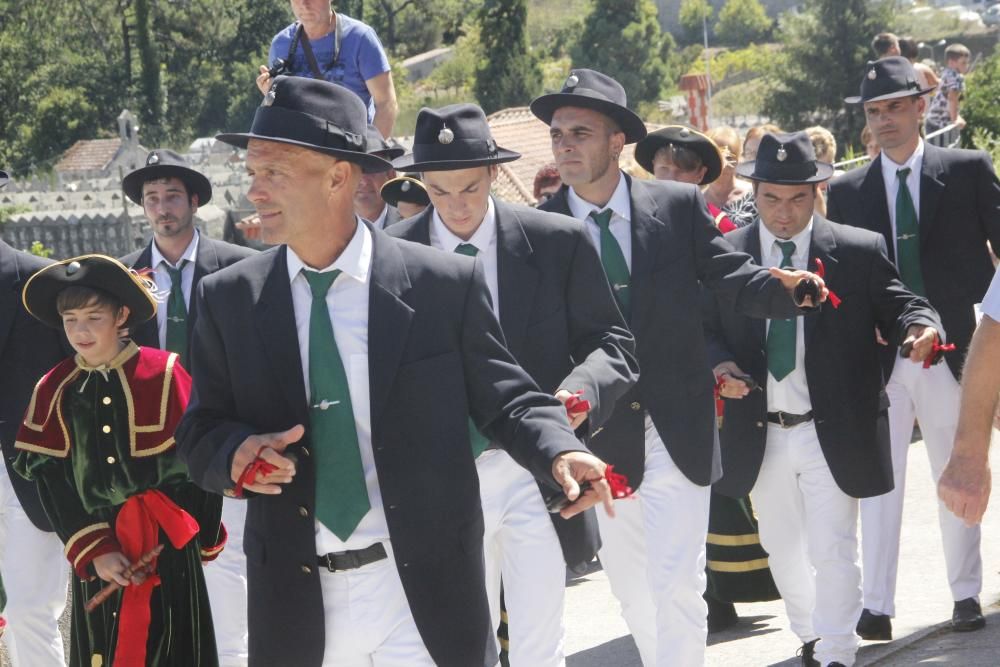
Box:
[833,122,963,171]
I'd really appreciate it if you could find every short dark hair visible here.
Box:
[140,174,195,203]
[872,32,899,57]
[898,37,920,60]
[56,285,122,315]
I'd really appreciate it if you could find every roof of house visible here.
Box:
[54,139,123,173]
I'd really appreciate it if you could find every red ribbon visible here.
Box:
[813,258,841,308]
[923,341,956,369]
[113,489,199,667]
[234,454,278,499]
[605,465,634,500]
[564,390,591,417]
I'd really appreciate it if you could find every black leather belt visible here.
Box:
[317,542,388,572]
[767,410,813,428]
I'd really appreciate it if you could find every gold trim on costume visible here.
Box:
[707,557,771,573]
[706,532,762,547]
[116,347,177,457]
[74,539,107,571]
[75,341,139,373]
[64,523,111,558]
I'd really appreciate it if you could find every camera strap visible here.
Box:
[295,13,342,80]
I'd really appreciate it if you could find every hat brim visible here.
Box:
[634,132,723,184]
[735,160,835,184]
[216,133,393,174]
[844,86,936,104]
[22,255,157,330]
[371,147,406,161]
[122,164,212,206]
[392,148,521,172]
[380,177,430,207]
[530,94,648,144]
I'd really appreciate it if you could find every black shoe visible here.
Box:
[856,608,892,640]
[952,598,986,632]
[828,663,847,667]
[705,596,739,633]
[797,638,819,667]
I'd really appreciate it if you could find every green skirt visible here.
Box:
[705,492,781,603]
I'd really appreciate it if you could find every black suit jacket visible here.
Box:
[827,144,1000,379]
[541,176,804,488]
[381,205,401,229]
[176,223,589,667]
[703,217,942,498]
[120,235,256,350]
[387,200,638,568]
[0,242,66,531]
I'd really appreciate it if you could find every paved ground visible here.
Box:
[564,440,1000,666]
[3,439,997,666]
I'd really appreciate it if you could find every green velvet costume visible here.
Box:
[14,343,222,667]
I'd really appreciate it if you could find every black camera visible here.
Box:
[267,58,290,80]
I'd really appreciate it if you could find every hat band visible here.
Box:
[752,160,818,181]
[250,106,365,152]
[410,137,500,164]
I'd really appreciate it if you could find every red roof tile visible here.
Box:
[54,139,122,173]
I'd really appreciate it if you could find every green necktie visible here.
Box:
[303,269,370,540]
[895,167,925,296]
[589,209,631,319]
[766,240,797,381]
[165,260,188,366]
[452,243,491,456]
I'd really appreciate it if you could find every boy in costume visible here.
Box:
[13,255,224,667]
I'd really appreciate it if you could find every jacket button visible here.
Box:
[102,425,112,434]
[756,421,764,428]
[300,565,312,574]
[388,504,397,510]
[630,401,641,411]
[301,447,310,457]
[298,506,308,517]
[106,456,116,464]
[102,396,112,405]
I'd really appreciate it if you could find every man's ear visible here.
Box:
[116,305,131,329]
[488,165,499,184]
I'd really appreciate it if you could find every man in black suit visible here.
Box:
[0,172,70,666]
[355,126,403,230]
[531,69,829,665]
[119,150,256,666]
[706,132,942,667]
[387,103,638,665]
[827,56,1000,637]
[176,76,615,667]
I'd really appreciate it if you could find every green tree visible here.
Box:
[474,0,542,113]
[134,0,164,137]
[678,0,713,45]
[714,0,772,47]
[962,48,1000,149]
[571,0,669,105]
[764,0,892,151]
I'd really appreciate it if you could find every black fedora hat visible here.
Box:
[122,149,213,206]
[0,169,8,189]
[392,104,520,172]
[367,125,405,161]
[735,131,834,184]
[23,255,158,330]
[381,175,430,208]
[217,76,392,173]
[845,56,936,104]
[634,126,723,185]
[530,69,647,144]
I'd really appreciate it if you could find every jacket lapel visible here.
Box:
[407,208,434,245]
[860,156,895,262]
[738,222,767,348]
[918,143,946,249]
[125,243,159,348]
[190,236,221,339]
[805,216,837,347]
[368,228,415,425]
[253,248,309,424]
[496,202,539,360]
[627,177,664,337]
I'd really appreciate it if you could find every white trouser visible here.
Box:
[319,542,434,666]
[205,497,249,666]
[0,462,68,667]
[751,421,861,667]
[478,449,566,667]
[860,356,982,616]
[596,419,711,667]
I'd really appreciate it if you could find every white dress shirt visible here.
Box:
[980,266,1000,322]
[285,221,390,554]
[759,221,813,414]
[880,140,924,261]
[567,171,633,271]
[367,204,390,230]
[429,196,500,317]
[150,230,199,350]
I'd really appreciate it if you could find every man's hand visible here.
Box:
[230,425,303,495]
[93,551,132,586]
[256,66,271,95]
[902,325,939,363]
[938,449,991,526]
[555,389,589,430]
[714,361,752,399]
[769,267,829,308]
[551,451,615,519]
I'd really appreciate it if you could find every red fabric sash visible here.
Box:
[112,490,199,667]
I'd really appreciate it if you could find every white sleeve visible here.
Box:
[979,266,1000,322]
